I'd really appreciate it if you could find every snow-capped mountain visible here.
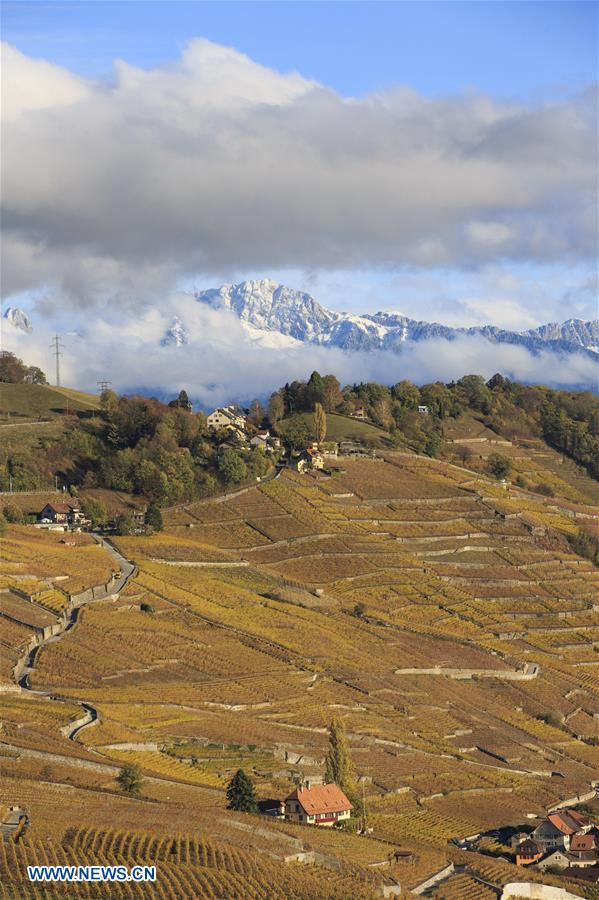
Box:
[161,316,189,347]
[196,278,338,341]
[194,279,599,360]
[3,306,32,333]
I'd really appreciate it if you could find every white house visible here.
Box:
[250,430,281,452]
[284,783,352,827]
[207,406,246,432]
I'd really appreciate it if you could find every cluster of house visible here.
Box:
[206,406,359,472]
[514,809,599,878]
[206,405,281,454]
[265,780,353,827]
[36,501,145,533]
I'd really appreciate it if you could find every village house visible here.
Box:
[296,447,325,473]
[537,849,570,871]
[38,501,86,529]
[348,404,368,421]
[284,783,352,827]
[568,832,599,867]
[250,430,281,452]
[531,810,592,851]
[417,405,430,414]
[206,406,247,433]
[515,838,544,867]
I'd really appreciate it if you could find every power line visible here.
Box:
[97,380,112,393]
[50,335,64,387]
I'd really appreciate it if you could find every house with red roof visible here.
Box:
[532,810,592,851]
[568,831,599,867]
[284,783,353,827]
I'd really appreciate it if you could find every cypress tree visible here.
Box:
[324,718,354,788]
[324,718,362,820]
[313,403,327,444]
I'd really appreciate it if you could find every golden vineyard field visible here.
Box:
[1,450,598,898]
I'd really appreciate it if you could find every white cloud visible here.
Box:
[3,297,596,406]
[1,39,596,309]
[0,43,91,121]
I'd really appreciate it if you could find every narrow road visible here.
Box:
[14,534,137,728]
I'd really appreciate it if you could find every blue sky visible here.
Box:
[3,1,596,99]
[1,1,597,333]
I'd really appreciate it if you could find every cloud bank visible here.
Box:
[3,297,596,406]
[2,39,596,307]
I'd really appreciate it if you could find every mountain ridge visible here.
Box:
[4,279,598,363]
[195,279,599,360]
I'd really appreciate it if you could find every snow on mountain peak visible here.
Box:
[3,307,32,333]
[192,279,599,360]
[195,278,339,341]
[161,316,189,347]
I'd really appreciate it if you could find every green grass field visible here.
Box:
[0,383,100,418]
[277,411,390,445]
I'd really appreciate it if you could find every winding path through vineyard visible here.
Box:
[12,535,136,738]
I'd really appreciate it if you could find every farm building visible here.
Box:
[284,783,352,827]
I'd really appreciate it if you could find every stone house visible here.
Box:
[537,849,570,871]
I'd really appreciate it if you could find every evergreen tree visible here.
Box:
[307,371,325,407]
[313,403,327,443]
[168,390,192,412]
[146,504,163,531]
[324,718,354,788]
[488,453,511,480]
[116,763,143,794]
[226,769,258,812]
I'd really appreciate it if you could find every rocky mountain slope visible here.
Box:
[195,279,599,358]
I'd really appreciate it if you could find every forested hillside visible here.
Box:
[2,352,598,508]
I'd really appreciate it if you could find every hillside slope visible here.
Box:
[0,383,99,418]
[3,445,597,897]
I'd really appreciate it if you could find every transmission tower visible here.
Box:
[50,335,64,387]
[97,380,112,393]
